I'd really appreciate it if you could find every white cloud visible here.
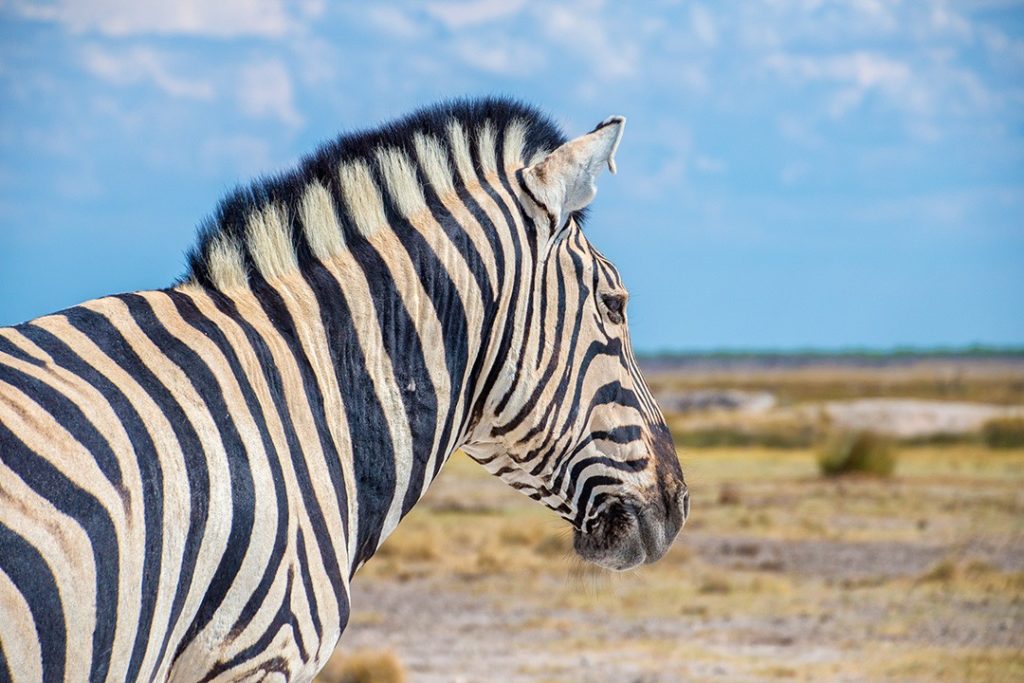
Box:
[764,51,913,117]
[981,25,1024,67]
[927,4,972,40]
[298,0,327,20]
[690,4,717,47]
[848,0,899,32]
[81,45,214,100]
[425,0,528,30]
[236,60,303,128]
[542,3,639,80]
[12,0,294,38]
[200,135,274,177]
[364,6,426,39]
[694,155,726,174]
[765,51,911,90]
[290,36,339,86]
[361,1,645,85]
[780,161,809,186]
[55,166,103,199]
[91,96,146,131]
[453,36,545,76]
[623,120,693,200]
[777,115,824,148]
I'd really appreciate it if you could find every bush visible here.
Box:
[316,649,405,683]
[818,431,896,477]
[981,417,1024,449]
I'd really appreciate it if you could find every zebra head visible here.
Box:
[463,117,688,571]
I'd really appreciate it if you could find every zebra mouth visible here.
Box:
[573,498,672,571]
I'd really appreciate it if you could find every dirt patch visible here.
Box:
[688,533,1024,580]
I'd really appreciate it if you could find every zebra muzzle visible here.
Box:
[573,488,686,571]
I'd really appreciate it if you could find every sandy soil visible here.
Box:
[339,539,1022,682]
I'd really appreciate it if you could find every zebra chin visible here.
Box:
[572,491,688,571]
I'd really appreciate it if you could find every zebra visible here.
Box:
[0,98,689,682]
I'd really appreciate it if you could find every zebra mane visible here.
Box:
[182,97,569,292]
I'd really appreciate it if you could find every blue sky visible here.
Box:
[1,1,1022,351]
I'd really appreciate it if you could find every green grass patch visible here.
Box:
[982,416,1024,449]
[818,431,897,477]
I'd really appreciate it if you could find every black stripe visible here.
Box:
[415,164,499,473]
[515,167,557,232]
[0,637,11,683]
[493,232,587,441]
[199,568,302,682]
[533,255,555,370]
[117,293,256,661]
[492,241,572,430]
[0,335,45,367]
[205,289,349,622]
[0,358,126,504]
[436,148,513,452]
[523,337,627,478]
[572,475,624,529]
[565,455,648,502]
[164,291,292,643]
[299,259,396,569]
[490,130,543,416]
[415,163,497,316]
[371,161,463,515]
[0,523,65,682]
[0,424,110,683]
[551,425,644,493]
[465,129,526,432]
[60,304,211,676]
[18,323,165,683]
[0,359,122,682]
[295,527,323,648]
[242,273,353,583]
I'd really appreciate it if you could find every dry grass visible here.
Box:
[315,649,405,683]
[668,412,821,449]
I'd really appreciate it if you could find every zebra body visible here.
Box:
[0,99,687,682]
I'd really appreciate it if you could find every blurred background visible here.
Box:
[1,2,1022,682]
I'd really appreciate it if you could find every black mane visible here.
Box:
[182,97,569,289]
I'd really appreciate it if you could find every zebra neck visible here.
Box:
[235,233,499,571]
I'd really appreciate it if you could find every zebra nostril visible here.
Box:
[680,489,690,521]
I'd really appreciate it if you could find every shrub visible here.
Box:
[717,482,742,505]
[698,574,732,594]
[917,559,958,584]
[818,431,896,477]
[316,649,405,683]
[981,417,1024,449]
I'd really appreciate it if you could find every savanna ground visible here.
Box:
[319,356,1024,683]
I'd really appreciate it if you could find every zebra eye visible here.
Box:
[601,293,626,324]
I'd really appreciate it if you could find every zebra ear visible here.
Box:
[521,116,625,233]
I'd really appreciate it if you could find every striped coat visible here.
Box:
[0,99,688,682]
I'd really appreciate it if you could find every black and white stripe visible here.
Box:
[0,98,687,681]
